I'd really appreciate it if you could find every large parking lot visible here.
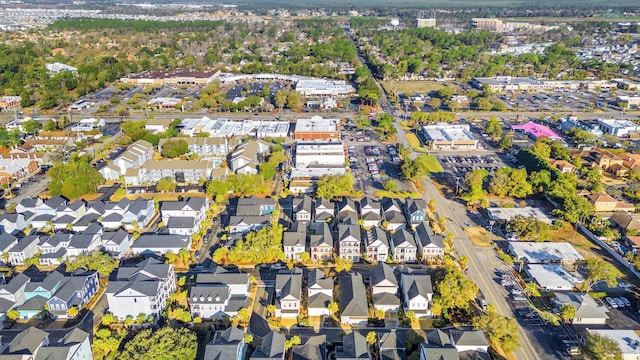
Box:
[435,153,508,178]
[496,89,633,112]
[225,81,289,101]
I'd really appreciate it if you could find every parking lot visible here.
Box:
[497,89,626,112]
[435,153,508,178]
[225,81,290,101]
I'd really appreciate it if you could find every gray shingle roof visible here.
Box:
[292,335,327,360]
[275,269,302,301]
[414,223,444,249]
[339,224,361,243]
[391,230,416,248]
[370,263,398,289]
[204,327,244,360]
[307,292,332,309]
[167,217,197,229]
[372,292,400,306]
[308,268,332,291]
[0,233,18,252]
[4,327,48,355]
[131,234,189,250]
[293,194,312,215]
[73,213,100,227]
[339,273,368,318]
[102,229,129,246]
[251,331,285,360]
[337,331,369,359]
[189,285,230,304]
[161,197,207,212]
[8,235,40,253]
[402,273,433,301]
[0,273,30,294]
[449,330,489,348]
[283,231,306,247]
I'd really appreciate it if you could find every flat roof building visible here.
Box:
[512,122,562,140]
[422,123,478,150]
[295,141,345,168]
[526,264,583,291]
[295,79,355,98]
[598,119,640,137]
[486,207,553,224]
[587,330,640,360]
[121,70,221,86]
[508,242,584,264]
[178,117,289,138]
[416,18,437,28]
[472,76,546,92]
[294,116,340,141]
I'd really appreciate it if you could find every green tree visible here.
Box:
[334,256,353,273]
[316,173,355,199]
[227,223,286,264]
[499,135,512,150]
[6,309,19,321]
[66,250,118,277]
[584,332,623,360]
[48,154,105,198]
[507,215,550,241]
[427,97,441,110]
[366,331,377,345]
[161,139,189,158]
[485,117,503,139]
[433,264,478,312]
[328,301,339,317]
[375,114,397,139]
[119,327,197,360]
[475,97,493,111]
[286,91,302,111]
[559,304,576,324]
[438,86,455,99]
[244,334,254,344]
[43,120,58,131]
[267,304,276,317]
[156,177,177,192]
[583,258,620,292]
[101,313,116,325]
[383,180,397,192]
[285,336,301,350]
[462,169,489,203]
[68,306,79,318]
[472,310,520,352]
[22,119,43,135]
[274,91,287,110]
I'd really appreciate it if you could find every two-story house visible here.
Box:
[274,269,303,319]
[204,327,247,360]
[130,234,191,256]
[188,285,232,320]
[0,327,50,358]
[38,232,71,266]
[15,197,43,219]
[414,223,445,263]
[309,222,333,262]
[67,233,102,259]
[405,199,427,229]
[370,262,400,313]
[337,198,358,225]
[99,139,154,180]
[292,335,328,360]
[314,198,334,223]
[192,267,250,319]
[401,271,433,318]
[293,194,313,223]
[339,273,368,326]
[106,258,176,320]
[365,226,389,262]
[160,197,209,224]
[283,223,307,261]
[0,214,27,235]
[381,198,406,231]
[250,331,286,360]
[102,229,133,258]
[338,224,362,262]
[390,229,417,263]
[47,270,99,319]
[307,268,333,317]
[7,235,41,265]
[359,197,382,228]
[230,140,270,175]
[0,273,29,321]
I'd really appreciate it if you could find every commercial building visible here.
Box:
[486,207,554,224]
[147,97,182,110]
[45,62,77,75]
[617,95,640,108]
[613,78,640,90]
[120,69,221,86]
[295,79,355,98]
[512,122,563,140]
[598,119,640,137]
[295,142,345,167]
[422,123,478,150]
[416,18,437,28]
[294,116,340,141]
[472,76,546,92]
[508,242,584,264]
[0,96,21,110]
[178,117,289,138]
[526,264,583,291]
[587,330,640,360]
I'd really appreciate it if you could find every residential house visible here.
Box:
[188,285,232,320]
[250,331,286,360]
[230,140,270,174]
[275,269,303,319]
[102,229,133,258]
[30,213,56,230]
[125,159,215,185]
[7,235,41,265]
[293,194,313,223]
[130,234,191,256]
[122,199,155,230]
[56,200,87,221]
[0,233,18,258]
[359,197,382,228]
[309,223,333,262]
[15,197,43,216]
[0,273,30,321]
[17,271,65,320]
[338,224,362,262]
[365,227,390,262]
[237,197,276,216]
[414,223,445,263]
[339,273,369,325]
[335,331,371,360]
[550,159,578,174]
[0,158,39,186]
[166,217,199,236]
[71,213,101,232]
[420,329,490,360]
[67,233,102,259]
[161,197,209,223]
[37,232,70,266]
[337,198,358,225]
[378,330,407,360]
[159,137,241,158]
[370,262,400,313]
[401,271,433,317]
[381,198,406,231]
[0,214,27,235]
[292,335,327,360]
[405,199,427,229]
[228,215,271,234]
[314,198,334,222]
[390,230,417,263]
[307,268,333,317]
[145,118,174,133]
[283,223,307,261]
[46,270,99,319]
[586,193,634,213]
[192,267,250,318]
[204,327,247,360]
[554,292,609,325]
[99,139,154,180]
[0,327,49,358]
[587,330,640,360]
[611,213,640,233]
[106,259,176,320]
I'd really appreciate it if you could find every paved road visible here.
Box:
[249,284,272,338]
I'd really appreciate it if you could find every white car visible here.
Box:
[621,297,631,307]
[618,282,632,289]
[615,298,626,307]
[606,297,618,308]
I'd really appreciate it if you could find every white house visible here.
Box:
[401,271,433,317]
[160,197,209,223]
[370,262,400,313]
[338,224,361,262]
[307,268,333,317]
[275,269,302,319]
[339,273,369,326]
[130,234,191,256]
[366,227,389,262]
[390,229,417,263]
[283,223,307,261]
[102,230,133,258]
[106,259,176,320]
[359,197,382,228]
[7,235,41,265]
[0,214,27,235]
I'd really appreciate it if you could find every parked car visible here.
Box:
[614,297,626,307]
[512,295,527,301]
[605,297,618,308]
[621,297,631,307]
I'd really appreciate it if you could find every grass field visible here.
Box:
[406,132,427,152]
[548,223,600,258]
[383,80,445,95]
[421,154,444,173]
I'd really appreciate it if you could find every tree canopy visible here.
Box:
[66,250,118,277]
[316,173,355,199]
[161,139,189,158]
[472,310,521,352]
[206,174,269,197]
[226,222,285,264]
[119,327,197,360]
[584,332,623,360]
[507,215,550,242]
[432,263,478,314]
[48,154,105,199]
[583,258,620,292]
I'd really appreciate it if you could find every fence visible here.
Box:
[578,224,640,279]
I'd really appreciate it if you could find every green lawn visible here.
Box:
[421,154,444,173]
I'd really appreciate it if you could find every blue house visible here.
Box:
[405,199,427,229]
[46,271,99,319]
[25,271,65,300]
